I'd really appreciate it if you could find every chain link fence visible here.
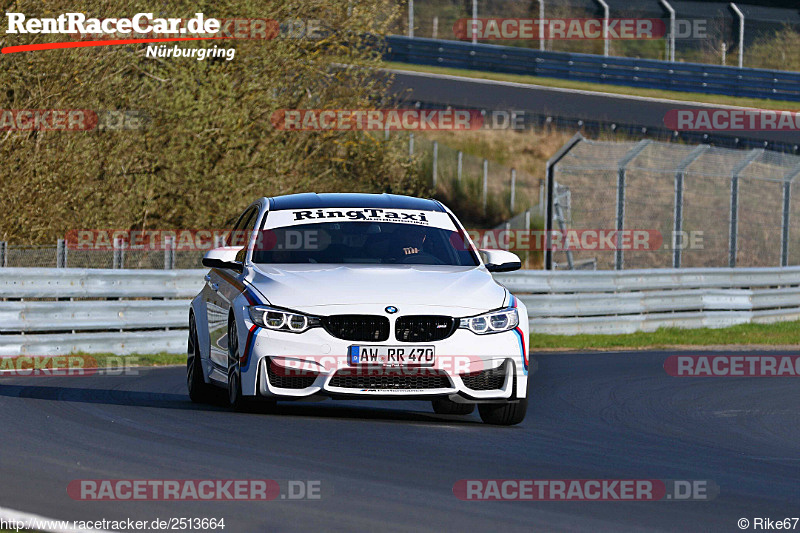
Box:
[410,133,544,221]
[547,135,800,270]
[397,0,800,67]
[0,241,204,269]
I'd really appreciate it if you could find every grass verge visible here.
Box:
[530,321,800,351]
[11,321,800,370]
[81,353,185,368]
[383,61,800,111]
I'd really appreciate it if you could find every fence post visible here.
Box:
[164,235,175,270]
[510,168,516,213]
[730,2,744,68]
[482,159,488,214]
[113,237,125,269]
[432,141,438,187]
[457,151,463,182]
[471,0,477,45]
[545,134,583,270]
[729,149,762,267]
[673,145,709,268]
[615,140,651,270]
[781,164,800,266]
[408,0,414,38]
[56,238,67,268]
[0,241,6,267]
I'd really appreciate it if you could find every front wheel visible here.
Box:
[478,399,528,426]
[187,314,214,403]
[227,318,247,411]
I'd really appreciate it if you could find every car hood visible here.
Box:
[247,264,505,312]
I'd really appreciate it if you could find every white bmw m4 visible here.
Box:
[188,193,530,425]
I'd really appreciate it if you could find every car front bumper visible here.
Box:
[239,321,529,402]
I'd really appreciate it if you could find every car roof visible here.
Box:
[267,193,444,212]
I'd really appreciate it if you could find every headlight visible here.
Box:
[248,305,320,333]
[459,308,519,334]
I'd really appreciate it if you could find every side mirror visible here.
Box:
[480,249,521,273]
[202,247,244,273]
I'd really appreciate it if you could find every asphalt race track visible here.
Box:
[1,350,798,532]
[387,69,800,148]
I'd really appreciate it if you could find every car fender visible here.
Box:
[231,290,261,397]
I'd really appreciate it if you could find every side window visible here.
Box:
[229,207,257,247]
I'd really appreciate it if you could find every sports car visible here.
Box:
[187,193,530,425]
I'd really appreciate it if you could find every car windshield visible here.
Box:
[252,218,478,266]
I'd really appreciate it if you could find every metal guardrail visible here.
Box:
[496,266,800,335]
[384,36,800,102]
[0,268,205,298]
[2,267,800,354]
[0,268,204,356]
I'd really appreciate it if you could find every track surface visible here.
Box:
[388,70,800,147]
[1,350,799,532]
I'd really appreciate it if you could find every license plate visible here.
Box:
[348,345,435,366]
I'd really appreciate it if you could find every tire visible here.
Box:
[478,374,529,426]
[187,313,214,403]
[227,318,248,412]
[478,399,528,426]
[432,398,475,415]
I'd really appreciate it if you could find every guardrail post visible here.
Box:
[432,141,438,187]
[781,164,800,266]
[616,140,651,270]
[510,168,516,213]
[408,133,414,157]
[457,151,463,182]
[673,145,709,268]
[544,134,583,270]
[729,149,762,267]
[56,238,67,268]
[113,237,125,269]
[0,241,6,267]
[482,159,488,215]
[164,235,176,270]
